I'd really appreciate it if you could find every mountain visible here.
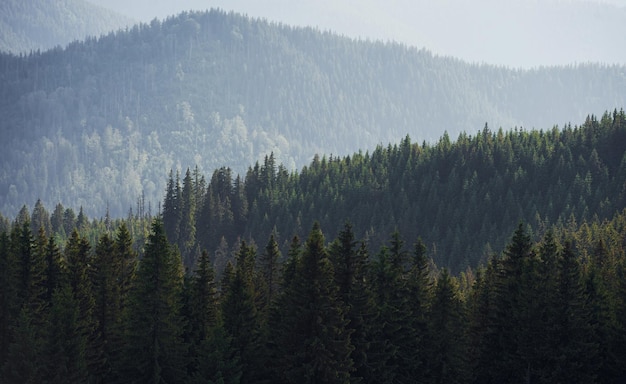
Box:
[0,9,625,217]
[0,0,134,54]
[88,0,626,68]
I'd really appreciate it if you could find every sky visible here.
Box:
[88,0,626,68]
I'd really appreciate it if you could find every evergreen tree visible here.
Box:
[370,232,420,383]
[64,230,101,380]
[222,240,263,383]
[121,219,187,383]
[179,168,197,267]
[163,170,182,245]
[276,223,354,384]
[428,269,468,384]
[0,231,17,374]
[92,232,130,381]
[1,307,46,383]
[2,222,47,383]
[43,235,63,303]
[407,236,434,382]
[31,199,51,235]
[46,283,89,383]
[329,223,380,383]
[258,232,281,322]
[549,240,598,383]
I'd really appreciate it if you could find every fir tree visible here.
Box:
[277,223,354,384]
[121,219,187,383]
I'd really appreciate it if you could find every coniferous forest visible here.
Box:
[1,110,626,383]
[2,4,626,383]
[2,8,625,217]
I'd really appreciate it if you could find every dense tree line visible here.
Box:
[1,207,626,383]
[1,8,625,217]
[159,110,626,273]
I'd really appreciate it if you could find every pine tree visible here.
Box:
[1,222,47,383]
[428,269,469,384]
[31,199,51,235]
[184,249,223,380]
[549,240,598,383]
[46,284,89,383]
[42,235,63,303]
[121,219,187,383]
[329,223,380,383]
[222,240,263,383]
[482,222,543,383]
[258,232,281,322]
[163,170,182,245]
[64,230,101,380]
[179,168,197,267]
[370,232,419,383]
[50,203,65,236]
[407,236,434,382]
[276,223,354,384]
[0,231,17,373]
[92,232,129,381]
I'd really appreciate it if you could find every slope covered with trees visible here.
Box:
[1,9,625,217]
[1,204,626,383]
[159,110,626,272]
[0,0,134,54]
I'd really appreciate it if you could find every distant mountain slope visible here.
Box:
[0,9,625,217]
[89,0,626,68]
[0,0,134,54]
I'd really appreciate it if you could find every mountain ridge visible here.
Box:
[0,9,624,217]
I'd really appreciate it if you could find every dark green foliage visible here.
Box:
[0,232,15,365]
[428,269,468,384]
[2,307,46,384]
[273,223,354,384]
[370,233,420,383]
[329,223,381,383]
[92,225,137,382]
[143,110,626,275]
[221,240,263,383]
[2,206,626,382]
[46,284,89,384]
[121,219,187,383]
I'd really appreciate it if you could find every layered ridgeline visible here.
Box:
[1,9,625,217]
[0,0,134,54]
[158,110,626,272]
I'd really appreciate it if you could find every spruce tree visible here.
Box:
[0,231,17,375]
[329,223,380,384]
[428,269,469,384]
[549,240,598,383]
[277,223,354,384]
[46,283,89,383]
[222,240,262,383]
[121,219,187,383]
[64,230,101,380]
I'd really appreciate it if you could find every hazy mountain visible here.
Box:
[0,0,134,54]
[88,0,626,68]
[0,9,624,218]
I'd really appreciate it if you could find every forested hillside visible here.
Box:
[1,9,625,217]
[157,110,626,272]
[2,202,626,382]
[0,0,133,54]
[4,110,623,274]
